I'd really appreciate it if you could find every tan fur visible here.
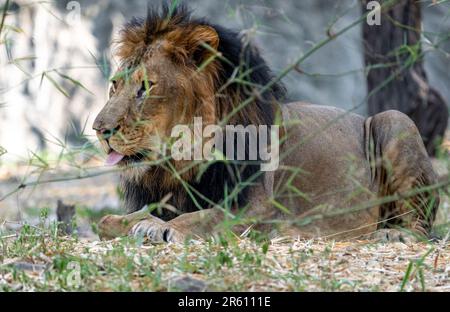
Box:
[94,14,439,243]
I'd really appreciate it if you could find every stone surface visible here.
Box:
[168,275,208,292]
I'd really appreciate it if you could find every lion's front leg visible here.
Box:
[97,206,186,243]
[98,180,273,243]
[97,206,240,243]
[167,208,227,239]
[129,218,186,243]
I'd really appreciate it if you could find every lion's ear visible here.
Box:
[185,25,219,66]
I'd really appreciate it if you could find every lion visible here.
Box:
[93,4,439,244]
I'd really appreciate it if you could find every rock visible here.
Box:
[10,262,47,272]
[168,275,208,292]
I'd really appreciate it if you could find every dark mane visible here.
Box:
[121,2,286,220]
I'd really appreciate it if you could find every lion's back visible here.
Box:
[275,102,378,237]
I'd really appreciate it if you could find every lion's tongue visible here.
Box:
[105,151,125,166]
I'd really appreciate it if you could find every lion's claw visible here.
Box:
[129,219,182,243]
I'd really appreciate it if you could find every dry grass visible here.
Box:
[1,233,449,292]
[0,156,449,292]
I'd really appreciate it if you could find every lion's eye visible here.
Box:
[112,80,119,91]
[137,80,154,99]
[109,80,118,97]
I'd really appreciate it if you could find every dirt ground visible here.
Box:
[0,159,449,291]
[0,236,448,291]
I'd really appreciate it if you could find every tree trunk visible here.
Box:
[362,0,448,156]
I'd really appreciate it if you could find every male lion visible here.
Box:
[93,4,439,243]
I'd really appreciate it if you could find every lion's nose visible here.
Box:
[93,123,121,140]
[93,114,120,133]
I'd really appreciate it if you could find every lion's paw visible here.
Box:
[129,219,183,244]
[368,229,418,244]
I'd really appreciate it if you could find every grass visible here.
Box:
[0,216,448,292]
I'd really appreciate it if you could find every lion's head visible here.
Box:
[93,4,286,219]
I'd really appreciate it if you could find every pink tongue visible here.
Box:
[105,151,125,166]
